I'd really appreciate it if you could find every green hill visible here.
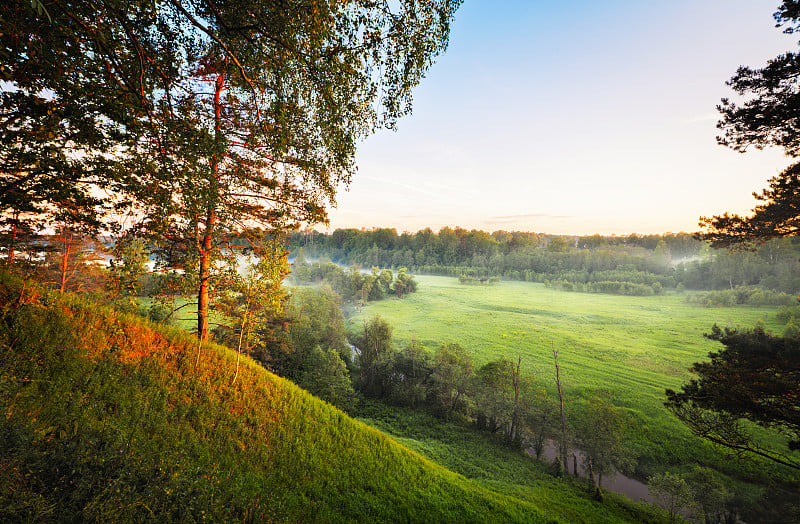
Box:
[0,272,663,522]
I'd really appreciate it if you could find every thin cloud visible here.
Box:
[683,112,719,124]
[488,214,574,223]
[357,174,483,199]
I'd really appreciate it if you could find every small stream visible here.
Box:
[530,440,657,505]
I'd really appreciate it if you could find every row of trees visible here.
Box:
[290,229,704,262]
[545,279,663,296]
[291,229,800,294]
[291,250,417,303]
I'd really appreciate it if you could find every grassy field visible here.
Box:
[0,271,670,523]
[350,275,793,480]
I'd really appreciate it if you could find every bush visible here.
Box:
[587,281,654,296]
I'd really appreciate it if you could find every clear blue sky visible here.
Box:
[325,0,795,235]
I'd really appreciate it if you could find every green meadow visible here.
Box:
[350,275,791,479]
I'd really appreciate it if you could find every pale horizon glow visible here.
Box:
[321,0,796,236]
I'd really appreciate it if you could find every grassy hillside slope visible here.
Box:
[0,273,662,523]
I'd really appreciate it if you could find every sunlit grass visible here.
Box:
[136,296,230,333]
[351,276,793,480]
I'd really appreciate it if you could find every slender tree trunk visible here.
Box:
[197,70,226,341]
[7,212,17,262]
[553,344,568,472]
[408,341,417,409]
[588,457,603,501]
[59,229,73,294]
[232,302,249,385]
[510,352,521,444]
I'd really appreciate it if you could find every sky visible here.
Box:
[323,0,797,236]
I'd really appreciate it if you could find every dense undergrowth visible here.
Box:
[0,272,667,522]
[355,400,668,523]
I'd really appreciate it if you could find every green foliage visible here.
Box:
[107,234,149,309]
[588,281,655,296]
[784,317,800,338]
[665,325,800,471]
[648,472,694,524]
[474,358,516,435]
[685,286,797,307]
[351,315,395,397]
[143,300,172,325]
[1,1,129,240]
[574,396,634,487]
[287,286,349,361]
[291,229,800,294]
[701,3,800,247]
[298,345,357,412]
[459,274,500,285]
[292,259,418,302]
[682,466,732,524]
[383,341,434,409]
[431,343,474,420]
[393,267,418,296]
[777,304,800,324]
[2,0,461,340]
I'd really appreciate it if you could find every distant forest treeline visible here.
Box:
[288,228,800,295]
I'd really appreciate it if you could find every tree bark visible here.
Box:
[197,70,226,341]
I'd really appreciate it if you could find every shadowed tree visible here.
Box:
[666,325,800,471]
[431,342,474,420]
[298,345,357,411]
[384,341,433,409]
[353,315,394,397]
[702,1,800,247]
[648,472,695,524]
[0,1,141,247]
[575,395,633,493]
[687,1,800,479]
